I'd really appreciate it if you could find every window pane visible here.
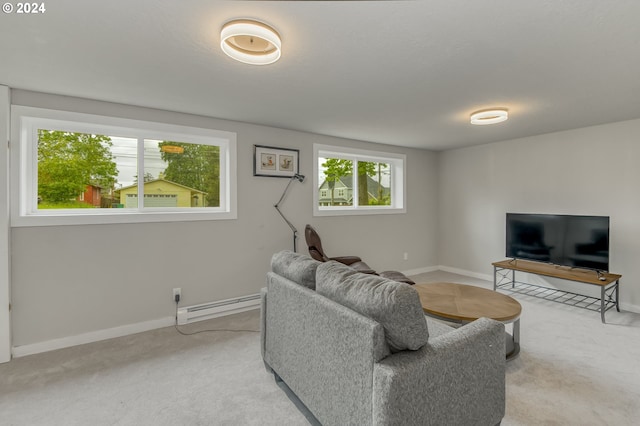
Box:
[142,140,220,208]
[37,129,122,209]
[111,137,138,208]
[317,157,354,207]
[357,161,391,206]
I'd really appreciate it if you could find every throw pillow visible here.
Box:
[316,261,429,352]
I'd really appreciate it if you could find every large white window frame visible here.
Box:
[313,143,406,216]
[11,106,237,226]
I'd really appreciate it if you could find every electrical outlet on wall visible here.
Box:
[403,252,409,261]
[173,288,181,301]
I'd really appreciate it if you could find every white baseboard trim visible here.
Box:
[12,299,263,359]
[402,265,439,276]
[12,316,176,358]
[620,302,640,314]
[438,265,493,282]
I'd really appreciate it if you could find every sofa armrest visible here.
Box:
[372,317,505,426]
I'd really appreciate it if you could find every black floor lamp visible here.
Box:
[274,173,305,252]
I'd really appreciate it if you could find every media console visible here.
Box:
[492,259,621,323]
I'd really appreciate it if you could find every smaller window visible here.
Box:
[313,144,405,216]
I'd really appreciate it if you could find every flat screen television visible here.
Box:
[506,213,610,272]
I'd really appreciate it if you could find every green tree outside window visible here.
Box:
[37,130,118,205]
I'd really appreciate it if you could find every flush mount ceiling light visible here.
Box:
[220,19,281,65]
[470,109,509,125]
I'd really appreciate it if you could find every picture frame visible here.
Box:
[253,145,300,178]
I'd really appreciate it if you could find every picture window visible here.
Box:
[11,106,237,226]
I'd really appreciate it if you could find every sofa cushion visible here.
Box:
[271,250,321,290]
[316,261,429,352]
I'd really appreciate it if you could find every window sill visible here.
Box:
[313,206,406,217]
[11,209,237,227]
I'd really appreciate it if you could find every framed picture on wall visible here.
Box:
[253,145,300,178]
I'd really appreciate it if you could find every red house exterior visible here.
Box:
[78,185,102,207]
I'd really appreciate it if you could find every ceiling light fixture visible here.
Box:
[470,109,509,125]
[220,19,281,65]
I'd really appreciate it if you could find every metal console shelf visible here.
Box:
[492,259,621,323]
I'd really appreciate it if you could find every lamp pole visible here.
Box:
[274,173,305,252]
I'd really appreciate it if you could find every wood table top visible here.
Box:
[415,282,522,323]
[492,259,621,286]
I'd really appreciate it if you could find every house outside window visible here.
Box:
[11,106,237,226]
[314,144,406,216]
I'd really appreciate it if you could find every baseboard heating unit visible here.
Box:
[177,294,261,325]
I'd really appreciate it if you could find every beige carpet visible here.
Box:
[1,270,639,425]
[0,310,308,425]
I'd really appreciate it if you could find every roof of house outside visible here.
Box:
[117,178,207,195]
[319,175,389,196]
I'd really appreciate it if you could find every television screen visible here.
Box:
[506,213,609,271]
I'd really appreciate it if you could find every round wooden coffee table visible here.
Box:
[415,282,522,360]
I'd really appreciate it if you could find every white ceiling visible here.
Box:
[1,0,640,150]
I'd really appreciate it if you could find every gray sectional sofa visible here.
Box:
[260,250,506,426]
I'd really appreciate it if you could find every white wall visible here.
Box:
[438,118,640,311]
[9,90,439,349]
[0,86,10,362]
